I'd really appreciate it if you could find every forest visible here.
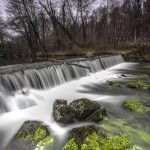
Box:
[0,0,150,60]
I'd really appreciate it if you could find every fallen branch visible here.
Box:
[66,63,90,69]
[48,58,90,69]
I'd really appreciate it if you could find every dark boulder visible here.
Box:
[53,99,76,124]
[86,108,106,122]
[69,98,101,119]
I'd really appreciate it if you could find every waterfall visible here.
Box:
[0,55,125,150]
[0,55,124,92]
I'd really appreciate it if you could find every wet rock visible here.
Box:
[86,108,106,122]
[69,98,101,119]
[16,121,49,142]
[69,125,99,147]
[53,99,76,124]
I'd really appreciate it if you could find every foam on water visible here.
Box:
[0,62,136,150]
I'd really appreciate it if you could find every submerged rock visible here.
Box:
[86,108,106,122]
[53,99,76,124]
[69,98,101,119]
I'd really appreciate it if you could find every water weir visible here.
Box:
[0,55,124,92]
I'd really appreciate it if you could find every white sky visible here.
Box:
[0,0,6,19]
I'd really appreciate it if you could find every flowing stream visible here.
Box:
[0,55,149,150]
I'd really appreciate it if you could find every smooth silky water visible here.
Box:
[0,55,149,150]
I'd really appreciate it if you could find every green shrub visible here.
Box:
[85,51,94,58]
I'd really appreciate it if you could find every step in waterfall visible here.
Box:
[0,55,124,92]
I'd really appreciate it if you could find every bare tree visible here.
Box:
[6,0,47,59]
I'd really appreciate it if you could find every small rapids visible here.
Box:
[0,56,149,150]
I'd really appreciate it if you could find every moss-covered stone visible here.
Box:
[63,139,78,150]
[85,108,106,122]
[16,121,50,143]
[123,100,150,113]
[81,133,134,150]
[63,126,140,150]
[108,81,122,87]
[127,81,150,90]
[69,125,100,148]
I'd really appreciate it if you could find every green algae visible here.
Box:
[102,119,150,150]
[34,136,55,150]
[144,65,150,69]
[127,81,150,90]
[123,100,150,113]
[108,81,122,87]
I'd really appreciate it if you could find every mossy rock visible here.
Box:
[16,121,50,143]
[63,125,140,150]
[108,81,122,87]
[127,81,150,90]
[123,100,150,113]
[63,139,78,150]
[69,98,101,119]
[85,108,106,122]
[68,125,100,148]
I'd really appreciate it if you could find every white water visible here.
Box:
[0,62,136,150]
[0,55,124,91]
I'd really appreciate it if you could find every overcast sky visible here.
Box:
[0,0,6,18]
[0,0,124,19]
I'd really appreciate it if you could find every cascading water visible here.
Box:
[0,55,124,92]
[0,55,126,150]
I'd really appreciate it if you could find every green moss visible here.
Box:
[64,132,136,150]
[17,131,32,141]
[102,119,150,149]
[34,136,55,150]
[63,139,78,150]
[127,81,150,90]
[108,81,122,87]
[33,126,48,142]
[144,65,150,69]
[16,125,49,143]
[81,132,134,150]
[123,100,150,113]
